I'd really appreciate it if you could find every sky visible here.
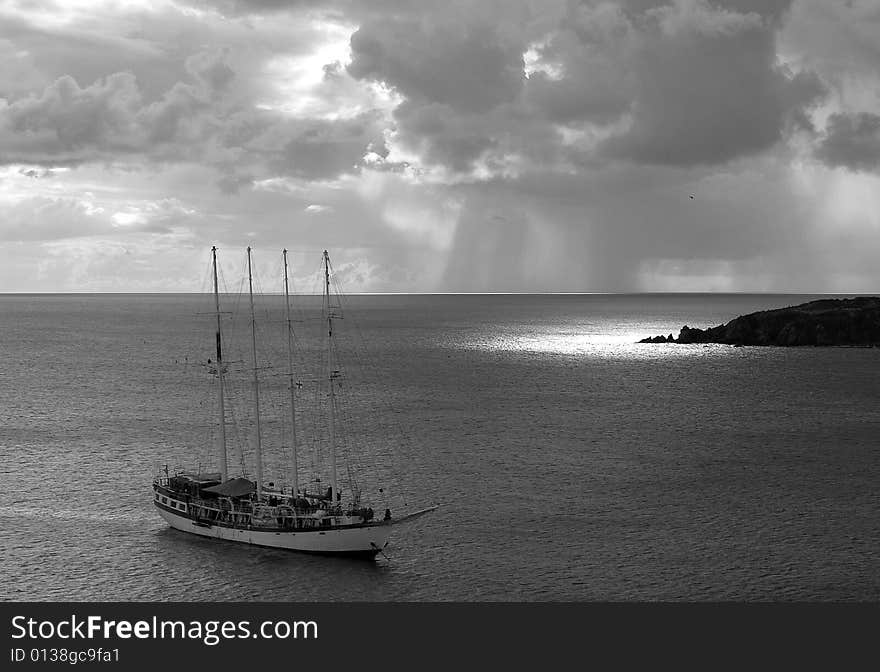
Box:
[1,0,879,292]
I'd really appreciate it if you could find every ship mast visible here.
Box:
[283,249,299,497]
[247,247,264,497]
[324,250,338,505]
[211,246,228,482]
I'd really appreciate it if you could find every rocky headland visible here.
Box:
[639,297,880,346]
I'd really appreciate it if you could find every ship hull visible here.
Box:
[155,504,390,557]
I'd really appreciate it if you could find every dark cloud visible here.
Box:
[342,0,826,175]
[348,19,525,114]
[781,1,880,108]
[710,0,794,24]
[619,0,795,23]
[216,172,255,194]
[266,113,388,180]
[186,49,236,95]
[392,101,498,172]
[521,2,634,125]
[345,9,545,173]
[815,112,880,172]
[599,2,826,165]
[213,107,387,180]
[523,70,630,124]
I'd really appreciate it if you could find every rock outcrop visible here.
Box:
[639,297,880,346]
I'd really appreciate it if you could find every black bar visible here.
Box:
[1,603,876,668]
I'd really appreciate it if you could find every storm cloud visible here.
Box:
[815,112,880,172]
[0,0,878,292]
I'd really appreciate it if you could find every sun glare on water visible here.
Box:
[470,328,733,360]
[475,330,648,357]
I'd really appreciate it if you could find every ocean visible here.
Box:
[1,293,878,601]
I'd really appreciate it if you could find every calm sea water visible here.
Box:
[1,293,878,601]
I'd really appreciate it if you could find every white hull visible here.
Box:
[156,504,391,557]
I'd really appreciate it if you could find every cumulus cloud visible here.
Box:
[0,69,216,164]
[0,61,385,185]
[1,73,144,162]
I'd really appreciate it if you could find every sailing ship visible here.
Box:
[152,246,436,558]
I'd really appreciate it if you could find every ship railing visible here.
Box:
[180,496,370,526]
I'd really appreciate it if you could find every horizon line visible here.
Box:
[0,291,877,296]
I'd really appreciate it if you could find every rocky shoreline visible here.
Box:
[639,297,880,346]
